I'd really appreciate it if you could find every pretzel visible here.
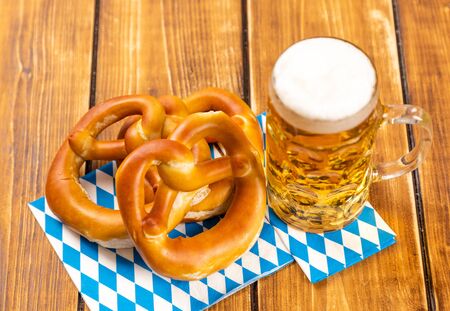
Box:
[117,95,234,221]
[46,95,173,248]
[119,88,263,220]
[116,111,266,280]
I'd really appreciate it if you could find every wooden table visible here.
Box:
[1,0,448,310]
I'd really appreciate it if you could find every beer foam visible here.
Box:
[272,38,377,133]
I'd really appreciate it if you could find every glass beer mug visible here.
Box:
[266,37,432,232]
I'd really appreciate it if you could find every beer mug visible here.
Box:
[266,37,432,232]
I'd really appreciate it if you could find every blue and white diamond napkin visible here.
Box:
[28,113,396,311]
[266,205,396,283]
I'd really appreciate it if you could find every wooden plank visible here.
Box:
[96,0,243,101]
[0,0,95,310]
[396,0,450,309]
[248,0,428,309]
[91,1,248,310]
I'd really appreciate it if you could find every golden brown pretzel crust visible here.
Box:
[116,112,266,280]
[116,95,234,221]
[185,87,264,160]
[118,89,264,221]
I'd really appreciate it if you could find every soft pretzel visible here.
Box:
[123,88,264,220]
[116,112,266,280]
[117,95,234,221]
[46,95,173,248]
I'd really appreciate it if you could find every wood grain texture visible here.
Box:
[96,0,244,102]
[91,1,248,310]
[0,0,95,310]
[397,0,450,309]
[248,0,428,309]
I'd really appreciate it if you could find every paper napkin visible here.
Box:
[28,113,396,311]
[266,205,396,283]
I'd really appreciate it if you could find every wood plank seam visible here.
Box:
[77,292,85,311]
[391,1,436,310]
[241,0,251,105]
[79,0,101,310]
[89,0,101,109]
[84,0,100,180]
[241,0,259,310]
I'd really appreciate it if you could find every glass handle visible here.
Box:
[372,104,432,182]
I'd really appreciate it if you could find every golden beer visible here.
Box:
[266,37,432,232]
[267,100,383,232]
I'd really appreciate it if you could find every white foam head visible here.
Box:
[271,37,378,133]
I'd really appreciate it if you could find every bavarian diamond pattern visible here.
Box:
[266,205,396,283]
[28,113,396,310]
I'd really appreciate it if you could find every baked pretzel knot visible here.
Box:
[117,94,234,221]
[116,112,266,280]
[118,88,264,221]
